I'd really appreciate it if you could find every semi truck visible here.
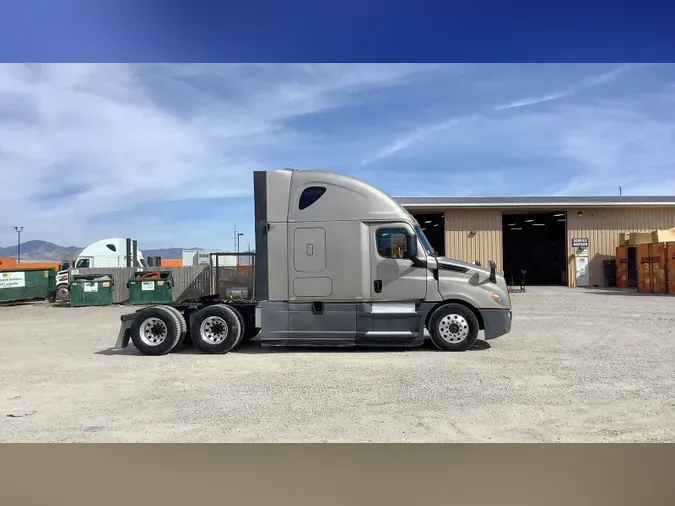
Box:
[114,169,513,355]
[55,239,145,300]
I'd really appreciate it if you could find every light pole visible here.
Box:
[14,226,24,263]
[236,233,243,254]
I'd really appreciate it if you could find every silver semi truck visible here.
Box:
[114,169,512,355]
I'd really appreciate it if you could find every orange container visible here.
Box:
[650,243,667,294]
[636,243,667,294]
[667,242,675,294]
[616,246,628,288]
[637,244,651,293]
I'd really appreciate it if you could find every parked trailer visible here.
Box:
[114,169,513,355]
[0,268,57,304]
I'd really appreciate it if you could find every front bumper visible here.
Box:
[479,308,512,340]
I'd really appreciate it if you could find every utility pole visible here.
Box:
[618,186,622,196]
[14,226,24,263]
[236,233,243,254]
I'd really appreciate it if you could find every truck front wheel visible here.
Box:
[428,303,479,351]
[56,285,69,301]
[190,304,243,354]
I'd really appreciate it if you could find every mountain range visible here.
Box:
[0,240,194,261]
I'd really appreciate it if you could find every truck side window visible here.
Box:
[106,244,117,252]
[299,186,327,210]
[75,258,90,268]
[376,228,409,259]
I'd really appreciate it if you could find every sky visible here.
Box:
[1,63,675,250]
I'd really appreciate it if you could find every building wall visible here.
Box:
[566,206,675,287]
[443,209,503,271]
[438,205,675,288]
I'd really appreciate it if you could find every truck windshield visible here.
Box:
[414,225,436,257]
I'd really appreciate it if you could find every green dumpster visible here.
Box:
[128,271,174,304]
[69,274,115,307]
[0,268,57,303]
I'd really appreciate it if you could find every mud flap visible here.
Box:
[114,313,136,348]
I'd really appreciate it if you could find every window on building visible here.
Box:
[376,228,409,259]
[299,186,327,210]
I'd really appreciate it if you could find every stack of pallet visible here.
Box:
[616,228,675,294]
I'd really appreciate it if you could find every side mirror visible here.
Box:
[406,234,419,260]
[489,260,497,283]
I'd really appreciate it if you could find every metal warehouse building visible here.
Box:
[396,195,675,288]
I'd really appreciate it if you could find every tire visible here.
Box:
[156,305,187,351]
[190,304,244,354]
[130,307,182,356]
[56,285,70,301]
[428,303,480,352]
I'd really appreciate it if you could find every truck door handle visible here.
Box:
[374,280,382,293]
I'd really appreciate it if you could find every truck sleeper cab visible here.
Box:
[114,169,512,356]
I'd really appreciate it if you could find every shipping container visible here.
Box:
[667,242,675,294]
[0,268,56,303]
[650,242,667,294]
[616,246,628,288]
[637,244,650,293]
[637,243,667,294]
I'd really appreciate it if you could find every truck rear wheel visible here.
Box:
[156,305,187,351]
[130,307,182,356]
[190,304,243,354]
[428,303,479,352]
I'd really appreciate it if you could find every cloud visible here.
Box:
[0,63,435,247]
[359,114,480,166]
[493,64,635,111]
[364,64,638,165]
[493,91,570,111]
[1,63,674,250]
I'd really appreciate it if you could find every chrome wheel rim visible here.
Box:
[140,317,168,346]
[438,314,470,343]
[200,316,229,344]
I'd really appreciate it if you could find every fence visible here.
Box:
[75,264,254,304]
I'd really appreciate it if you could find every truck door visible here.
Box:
[370,223,427,301]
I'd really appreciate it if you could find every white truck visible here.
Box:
[55,238,146,300]
[114,169,513,355]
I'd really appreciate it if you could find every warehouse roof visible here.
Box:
[394,195,675,208]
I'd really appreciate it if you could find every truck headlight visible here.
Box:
[489,292,507,306]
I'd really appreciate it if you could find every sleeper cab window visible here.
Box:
[298,186,327,210]
[376,228,409,259]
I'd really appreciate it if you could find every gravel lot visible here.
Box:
[1,287,674,442]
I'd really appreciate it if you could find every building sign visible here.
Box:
[0,271,25,289]
[572,237,589,248]
[197,252,210,264]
